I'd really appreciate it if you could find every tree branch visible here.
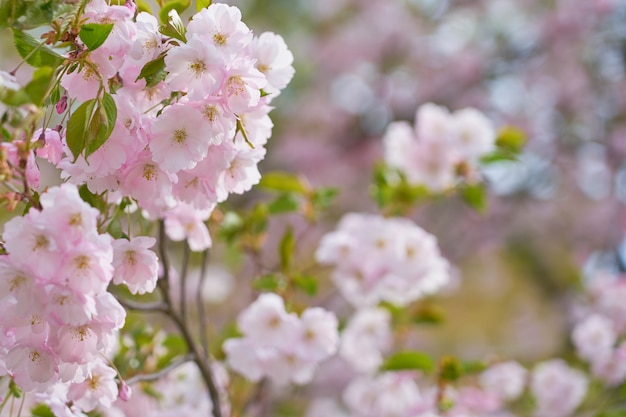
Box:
[197,249,210,358]
[125,354,194,385]
[156,222,223,417]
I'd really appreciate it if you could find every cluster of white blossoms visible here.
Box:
[383,103,496,191]
[530,359,588,417]
[39,1,294,222]
[223,293,339,385]
[339,307,392,373]
[570,274,626,386]
[316,213,451,307]
[308,360,529,417]
[0,184,140,413]
[104,362,230,417]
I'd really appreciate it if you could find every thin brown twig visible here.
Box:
[125,354,194,385]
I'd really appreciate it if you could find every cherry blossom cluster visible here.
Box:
[0,184,127,411]
[48,1,294,218]
[570,274,626,385]
[316,213,451,307]
[530,359,587,417]
[383,103,496,192]
[223,293,339,385]
[104,362,230,417]
[308,360,528,417]
[339,307,392,373]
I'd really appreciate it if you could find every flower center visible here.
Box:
[213,32,227,46]
[33,234,49,251]
[227,76,246,96]
[204,105,219,122]
[143,164,158,181]
[189,60,206,77]
[9,275,26,292]
[125,250,137,266]
[173,129,187,144]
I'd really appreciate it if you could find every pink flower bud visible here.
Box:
[118,381,132,401]
[55,94,67,114]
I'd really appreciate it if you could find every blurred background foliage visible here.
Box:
[2,0,626,385]
[223,0,626,362]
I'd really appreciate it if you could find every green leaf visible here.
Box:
[411,304,445,325]
[78,22,114,51]
[23,66,54,106]
[0,86,30,106]
[107,217,126,239]
[159,5,187,42]
[14,0,73,30]
[0,1,27,28]
[259,172,309,194]
[66,93,117,160]
[461,183,487,212]
[162,334,187,355]
[1,66,54,106]
[279,226,295,272]
[461,361,487,375]
[78,184,106,212]
[268,193,300,214]
[480,150,517,164]
[136,0,153,13]
[159,0,189,26]
[47,82,61,106]
[136,53,167,88]
[381,351,434,372]
[439,356,462,382]
[496,126,526,153]
[311,187,338,210]
[66,98,97,158]
[196,0,211,11]
[9,378,22,398]
[31,404,55,417]
[85,92,117,157]
[292,274,317,296]
[248,203,268,235]
[252,274,284,292]
[12,28,64,68]
[597,411,626,417]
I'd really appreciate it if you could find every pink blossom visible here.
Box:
[250,32,295,96]
[5,344,59,391]
[221,147,265,196]
[149,104,213,172]
[33,128,64,165]
[479,361,527,401]
[296,308,339,361]
[222,338,264,382]
[119,150,177,211]
[0,141,40,189]
[222,58,267,114]
[186,4,253,55]
[531,359,587,417]
[174,142,236,209]
[316,213,450,306]
[112,236,159,295]
[343,372,421,417]
[67,360,119,411]
[340,307,391,373]
[164,36,225,99]
[163,203,212,251]
[60,66,102,102]
[591,341,626,386]
[572,314,616,364]
[237,293,299,347]
[129,12,164,64]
